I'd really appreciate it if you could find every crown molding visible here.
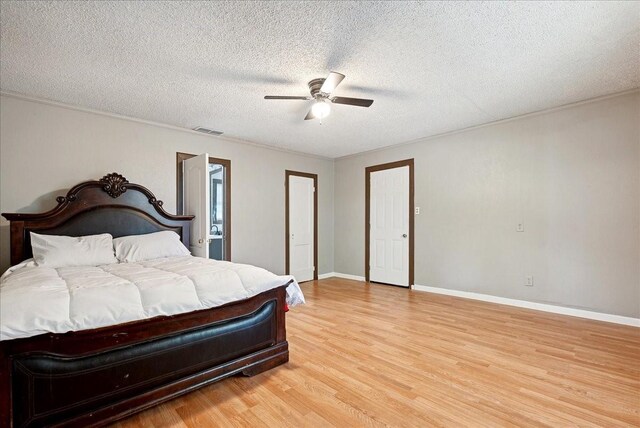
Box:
[0,90,334,161]
[336,88,640,161]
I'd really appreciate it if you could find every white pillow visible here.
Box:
[113,231,190,262]
[30,232,118,268]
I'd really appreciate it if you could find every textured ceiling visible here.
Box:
[1,1,639,158]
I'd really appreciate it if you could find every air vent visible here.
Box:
[193,126,224,136]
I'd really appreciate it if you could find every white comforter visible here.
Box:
[0,256,305,341]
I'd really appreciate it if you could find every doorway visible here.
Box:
[285,170,318,282]
[177,152,231,261]
[365,159,414,287]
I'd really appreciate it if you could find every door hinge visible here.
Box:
[313,187,316,193]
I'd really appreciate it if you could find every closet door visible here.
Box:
[369,165,409,287]
[287,171,317,283]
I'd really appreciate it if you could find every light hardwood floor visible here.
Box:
[113,278,640,427]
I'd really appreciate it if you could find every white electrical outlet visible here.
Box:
[516,222,524,232]
[525,276,534,286]
[415,207,420,215]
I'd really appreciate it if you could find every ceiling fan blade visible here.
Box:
[264,96,311,100]
[304,108,316,120]
[320,71,345,94]
[331,96,374,107]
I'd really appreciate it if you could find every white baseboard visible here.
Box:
[315,275,638,327]
[333,272,366,281]
[318,272,366,282]
[317,272,335,280]
[413,284,640,327]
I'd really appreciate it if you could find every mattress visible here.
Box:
[0,256,304,341]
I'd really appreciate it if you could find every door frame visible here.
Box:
[285,170,318,280]
[176,152,231,261]
[365,159,414,287]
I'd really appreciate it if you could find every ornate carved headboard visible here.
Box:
[2,173,194,265]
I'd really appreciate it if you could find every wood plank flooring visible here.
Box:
[113,278,640,427]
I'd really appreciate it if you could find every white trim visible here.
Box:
[6,88,637,162]
[412,284,640,327]
[317,272,336,280]
[313,276,639,327]
[0,90,333,161]
[319,272,366,282]
[336,88,640,161]
[333,273,366,281]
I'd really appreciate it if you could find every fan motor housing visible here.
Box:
[308,78,326,97]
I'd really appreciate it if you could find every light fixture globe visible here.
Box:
[311,99,331,119]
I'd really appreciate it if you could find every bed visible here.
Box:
[0,173,300,427]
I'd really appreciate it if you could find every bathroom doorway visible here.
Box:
[177,152,231,261]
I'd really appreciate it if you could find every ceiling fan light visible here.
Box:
[311,99,331,119]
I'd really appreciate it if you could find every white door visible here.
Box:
[369,166,409,287]
[289,175,315,282]
[183,153,210,258]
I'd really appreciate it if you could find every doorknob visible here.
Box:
[198,238,204,244]
[402,234,408,238]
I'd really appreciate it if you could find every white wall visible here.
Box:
[334,91,640,318]
[2,91,639,318]
[0,94,334,276]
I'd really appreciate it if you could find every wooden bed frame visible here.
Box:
[1,173,290,427]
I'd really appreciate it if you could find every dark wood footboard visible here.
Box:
[0,285,289,428]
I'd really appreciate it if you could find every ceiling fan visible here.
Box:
[264,72,374,122]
